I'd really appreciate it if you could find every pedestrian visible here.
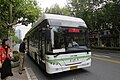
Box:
[19,38,27,74]
[0,39,13,80]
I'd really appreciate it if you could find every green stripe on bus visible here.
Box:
[47,56,91,62]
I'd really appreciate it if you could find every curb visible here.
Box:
[91,49,120,53]
[25,67,38,80]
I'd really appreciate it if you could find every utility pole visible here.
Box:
[8,3,13,31]
[0,0,1,22]
[8,2,13,48]
[0,6,1,23]
[9,4,12,25]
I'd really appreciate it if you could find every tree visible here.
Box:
[45,4,71,16]
[106,2,120,46]
[0,0,42,39]
[62,6,71,16]
[12,35,22,43]
[70,0,120,46]
[12,0,42,24]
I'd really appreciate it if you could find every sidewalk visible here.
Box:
[4,44,38,80]
[6,66,38,80]
[8,67,28,80]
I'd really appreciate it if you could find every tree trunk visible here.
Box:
[119,34,120,47]
[97,33,100,46]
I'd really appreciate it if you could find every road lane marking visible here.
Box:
[25,67,32,80]
[103,55,111,58]
[93,54,111,58]
[92,56,120,64]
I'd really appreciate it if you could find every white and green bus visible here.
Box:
[26,14,91,74]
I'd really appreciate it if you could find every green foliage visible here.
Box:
[70,0,120,47]
[12,0,42,24]
[70,0,120,32]
[45,4,71,16]
[13,35,22,43]
[0,0,42,39]
[0,26,8,39]
[12,51,19,62]
[71,0,93,18]
[61,6,71,16]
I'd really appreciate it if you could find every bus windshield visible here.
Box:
[53,27,88,51]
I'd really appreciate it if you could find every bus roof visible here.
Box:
[44,14,85,23]
[33,14,87,28]
[26,14,87,36]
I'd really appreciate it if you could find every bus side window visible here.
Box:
[41,30,46,60]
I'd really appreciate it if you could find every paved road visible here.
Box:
[25,51,120,80]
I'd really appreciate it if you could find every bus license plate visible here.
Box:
[70,66,78,70]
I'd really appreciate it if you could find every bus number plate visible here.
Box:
[70,66,78,70]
